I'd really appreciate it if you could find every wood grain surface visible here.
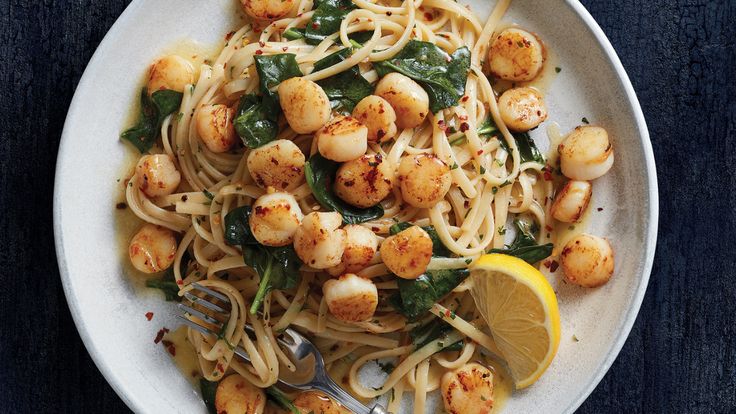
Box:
[0,0,734,412]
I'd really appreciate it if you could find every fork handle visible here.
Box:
[314,371,391,414]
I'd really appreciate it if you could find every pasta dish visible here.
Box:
[119,0,617,412]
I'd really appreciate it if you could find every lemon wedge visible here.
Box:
[470,254,561,389]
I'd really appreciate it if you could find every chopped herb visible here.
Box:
[464,258,472,265]
[582,117,590,124]
[573,334,580,342]
[555,67,562,73]
[495,158,504,167]
[202,190,215,200]
[450,162,459,170]
[479,165,486,174]
[498,226,507,235]
[492,187,498,194]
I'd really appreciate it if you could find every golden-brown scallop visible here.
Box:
[375,73,429,129]
[441,363,495,414]
[323,273,378,322]
[147,55,194,94]
[327,224,379,275]
[215,374,266,414]
[560,234,614,288]
[196,104,238,153]
[247,139,306,190]
[397,154,451,208]
[135,154,181,198]
[316,116,368,162]
[240,0,296,21]
[380,226,433,279]
[550,180,592,223]
[293,391,348,414]
[128,224,177,274]
[558,126,614,181]
[293,212,347,269]
[488,28,545,82]
[351,95,398,143]
[249,192,304,247]
[334,154,394,208]
[278,77,331,134]
[497,87,548,132]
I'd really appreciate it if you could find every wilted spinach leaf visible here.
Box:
[314,47,373,113]
[265,386,300,414]
[145,268,181,302]
[390,268,469,321]
[121,88,183,152]
[304,0,357,45]
[304,154,384,224]
[389,222,452,258]
[373,41,471,113]
[233,94,279,148]
[199,379,219,414]
[409,319,463,352]
[489,219,553,264]
[224,206,302,313]
[254,53,303,115]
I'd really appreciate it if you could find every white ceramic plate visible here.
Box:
[54,0,658,412]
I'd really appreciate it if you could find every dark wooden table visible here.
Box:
[1,0,734,412]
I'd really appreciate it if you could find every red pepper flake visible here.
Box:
[176,279,184,285]
[424,12,434,21]
[549,260,559,272]
[255,49,263,55]
[437,120,447,131]
[477,149,484,155]
[282,46,288,51]
[386,11,392,16]
[543,170,553,181]
[545,225,553,232]
[154,327,170,344]
[311,22,320,29]
[216,363,225,373]
[297,12,303,17]
[145,312,154,321]
[460,122,470,132]
[461,95,469,102]
[161,340,176,356]
[191,370,200,378]
[224,31,235,41]
[445,309,452,318]
[597,207,604,211]
[258,41,265,47]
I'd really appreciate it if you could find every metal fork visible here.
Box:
[177,283,390,414]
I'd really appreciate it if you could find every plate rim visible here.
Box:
[53,0,659,412]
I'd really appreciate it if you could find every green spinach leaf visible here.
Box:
[373,41,471,113]
[282,28,305,40]
[486,115,543,164]
[304,0,357,45]
[233,94,279,148]
[489,219,552,264]
[304,154,384,224]
[265,386,300,414]
[145,266,182,302]
[314,48,373,113]
[199,379,219,414]
[121,88,183,152]
[389,222,452,257]
[409,319,463,352]
[391,268,469,321]
[224,206,302,313]
[254,53,303,115]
